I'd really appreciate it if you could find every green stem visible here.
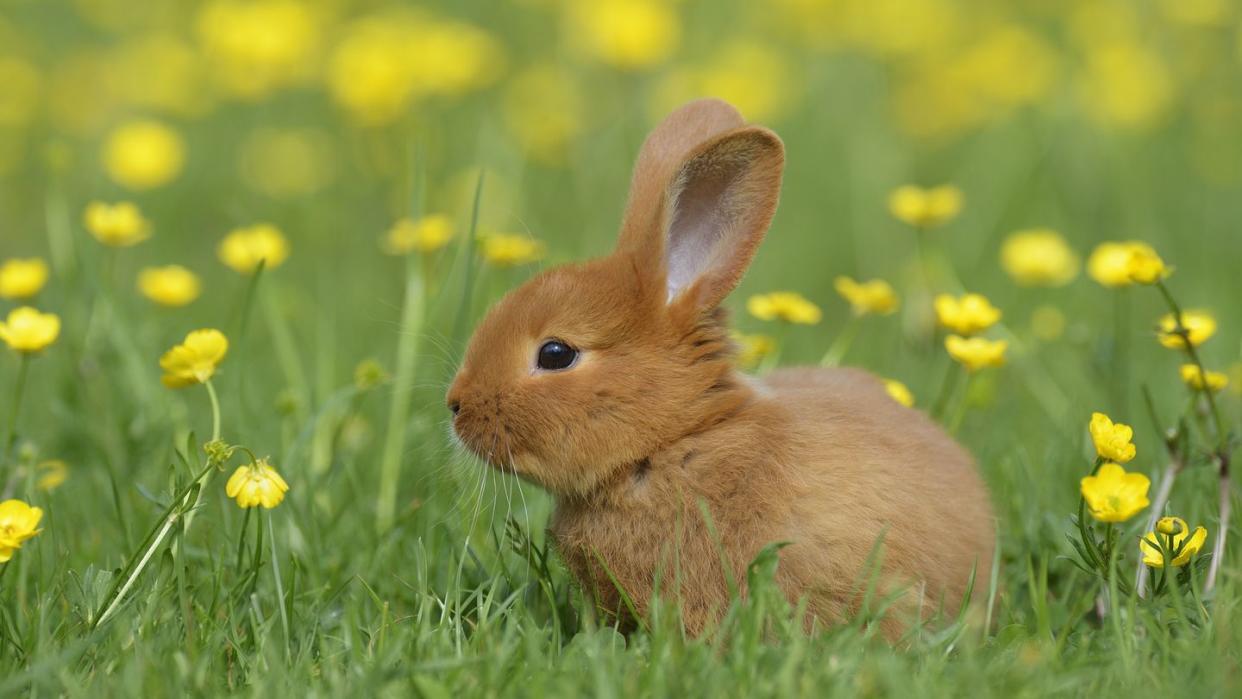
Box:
[947,374,975,435]
[267,511,290,658]
[205,380,221,443]
[2,355,30,470]
[820,317,861,367]
[1155,280,1227,452]
[376,252,426,532]
[930,361,961,420]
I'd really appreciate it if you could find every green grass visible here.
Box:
[2,0,1242,695]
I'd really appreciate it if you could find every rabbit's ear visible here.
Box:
[616,100,784,311]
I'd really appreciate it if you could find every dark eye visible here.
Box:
[537,340,578,371]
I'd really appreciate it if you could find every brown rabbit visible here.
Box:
[447,99,995,638]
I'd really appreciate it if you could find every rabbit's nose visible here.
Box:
[448,400,461,415]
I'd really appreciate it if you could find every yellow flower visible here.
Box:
[225,458,289,509]
[84,201,151,247]
[383,215,455,255]
[102,120,185,190]
[138,266,201,307]
[944,335,1007,372]
[0,258,50,299]
[1180,364,1228,393]
[36,460,68,492]
[884,379,915,407]
[934,293,1001,335]
[0,307,60,354]
[0,499,43,563]
[218,224,290,274]
[1080,462,1150,523]
[567,0,681,71]
[833,276,899,316]
[1140,517,1207,568]
[479,233,545,268]
[888,185,963,229]
[160,329,228,388]
[1157,310,1216,349]
[747,292,822,325]
[196,0,321,99]
[1126,244,1168,284]
[732,332,775,369]
[999,229,1080,286]
[1087,241,1158,288]
[1089,412,1137,463]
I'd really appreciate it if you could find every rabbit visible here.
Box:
[446,99,995,638]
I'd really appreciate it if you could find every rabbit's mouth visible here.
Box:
[451,415,526,475]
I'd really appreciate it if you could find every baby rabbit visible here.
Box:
[447,99,995,637]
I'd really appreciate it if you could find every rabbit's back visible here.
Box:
[761,366,995,627]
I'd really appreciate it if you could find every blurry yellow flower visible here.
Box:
[409,20,504,97]
[1030,305,1066,342]
[934,293,1001,335]
[226,458,289,509]
[1080,462,1150,523]
[944,335,1007,372]
[102,120,185,190]
[0,307,60,354]
[1140,517,1207,567]
[567,0,680,71]
[0,499,43,563]
[108,34,212,118]
[479,233,545,268]
[747,292,822,325]
[1077,41,1174,131]
[196,0,321,99]
[36,460,68,492]
[999,229,1079,286]
[1157,311,1216,349]
[503,64,584,165]
[238,128,334,198]
[138,266,201,307]
[1126,245,1168,284]
[0,57,42,128]
[833,276,899,316]
[732,332,775,369]
[1087,241,1159,288]
[884,379,914,407]
[654,41,795,123]
[383,215,455,255]
[1158,0,1229,25]
[218,224,290,274]
[1180,364,1228,393]
[160,329,228,388]
[84,201,150,247]
[0,258,49,300]
[888,185,963,229]
[1089,412,1136,463]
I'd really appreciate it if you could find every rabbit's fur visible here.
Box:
[448,99,995,636]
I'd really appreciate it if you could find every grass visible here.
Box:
[2,0,1242,695]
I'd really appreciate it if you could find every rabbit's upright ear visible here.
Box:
[616,100,784,311]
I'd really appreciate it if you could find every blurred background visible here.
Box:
[1,0,1241,557]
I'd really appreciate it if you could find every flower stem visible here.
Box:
[1205,473,1232,594]
[1136,460,1180,598]
[2,355,30,471]
[820,317,861,367]
[947,374,975,435]
[267,511,290,659]
[931,360,961,420]
[376,248,426,532]
[205,379,222,443]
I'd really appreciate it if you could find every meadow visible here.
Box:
[1,0,1241,695]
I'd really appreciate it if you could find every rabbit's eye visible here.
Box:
[537,340,578,371]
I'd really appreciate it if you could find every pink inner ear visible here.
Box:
[666,161,736,301]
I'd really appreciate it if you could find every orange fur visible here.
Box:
[447,99,995,638]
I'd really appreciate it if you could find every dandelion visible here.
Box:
[1140,517,1208,567]
[884,379,915,407]
[160,329,228,388]
[934,293,1001,335]
[1087,241,1158,288]
[747,292,822,325]
[944,335,1007,372]
[0,499,43,563]
[999,229,1079,286]
[36,459,68,492]
[102,120,185,190]
[383,215,455,255]
[84,201,151,247]
[567,0,681,71]
[138,266,201,307]
[1089,412,1137,463]
[888,185,963,229]
[1126,245,1168,284]
[218,224,290,274]
[1180,364,1228,393]
[833,276,899,316]
[732,332,775,369]
[0,258,50,299]
[1080,462,1150,523]
[225,458,289,509]
[0,307,60,354]
[479,233,545,268]
[1157,310,1216,349]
